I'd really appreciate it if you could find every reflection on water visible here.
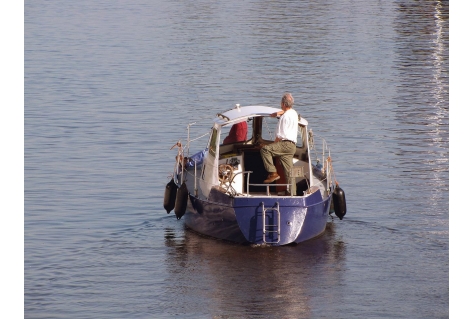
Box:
[392,0,448,224]
[163,223,346,318]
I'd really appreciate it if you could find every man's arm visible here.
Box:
[270,110,284,118]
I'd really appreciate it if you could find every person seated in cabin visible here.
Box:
[222,121,248,144]
[260,93,298,194]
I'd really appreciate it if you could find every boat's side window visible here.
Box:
[246,119,253,141]
[296,125,304,148]
[209,127,219,158]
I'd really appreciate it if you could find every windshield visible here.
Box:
[260,117,304,147]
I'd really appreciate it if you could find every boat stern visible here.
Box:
[233,192,326,245]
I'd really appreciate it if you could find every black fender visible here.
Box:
[163,179,178,214]
[174,183,189,220]
[333,185,346,220]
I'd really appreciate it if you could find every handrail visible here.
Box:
[216,113,230,121]
[248,183,292,196]
[228,170,252,196]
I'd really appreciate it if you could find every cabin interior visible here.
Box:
[214,117,312,196]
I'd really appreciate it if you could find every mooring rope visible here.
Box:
[326,156,339,187]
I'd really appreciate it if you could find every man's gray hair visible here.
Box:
[281,93,294,108]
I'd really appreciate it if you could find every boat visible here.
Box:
[163,104,346,246]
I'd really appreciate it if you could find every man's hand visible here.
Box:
[270,110,284,118]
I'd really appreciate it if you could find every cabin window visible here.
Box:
[209,127,219,158]
[220,120,251,145]
[261,117,278,142]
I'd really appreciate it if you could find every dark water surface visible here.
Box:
[25,0,449,318]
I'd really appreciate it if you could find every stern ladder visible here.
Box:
[262,202,281,244]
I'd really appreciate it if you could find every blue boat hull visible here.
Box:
[184,187,331,245]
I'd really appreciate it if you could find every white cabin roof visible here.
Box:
[214,105,308,126]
